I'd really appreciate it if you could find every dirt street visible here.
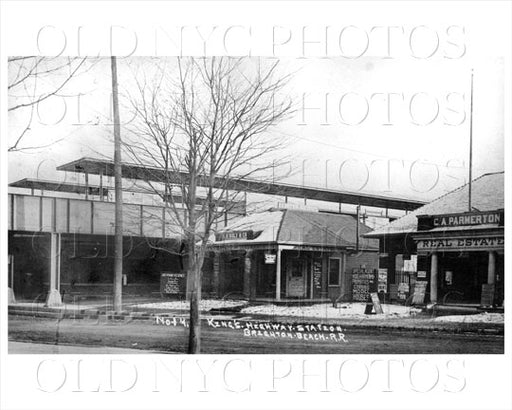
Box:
[8,315,504,354]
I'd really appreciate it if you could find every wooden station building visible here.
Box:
[204,208,379,301]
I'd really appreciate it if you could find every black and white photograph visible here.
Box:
[1,1,511,410]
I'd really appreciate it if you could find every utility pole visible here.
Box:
[468,69,474,212]
[111,56,123,312]
[355,204,360,252]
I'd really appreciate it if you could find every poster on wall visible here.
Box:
[264,253,276,264]
[403,255,417,272]
[313,260,322,292]
[378,268,388,293]
[397,283,410,300]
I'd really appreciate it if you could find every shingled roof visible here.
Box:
[365,172,504,237]
[213,208,378,250]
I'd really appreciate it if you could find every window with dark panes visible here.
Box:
[328,257,341,286]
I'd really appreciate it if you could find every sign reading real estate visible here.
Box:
[416,236,504,252]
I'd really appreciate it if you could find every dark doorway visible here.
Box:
[439,252,488,304]
[8,232,49,301]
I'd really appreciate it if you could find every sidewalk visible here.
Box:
[8,298,504,335]
[8,340,160,354]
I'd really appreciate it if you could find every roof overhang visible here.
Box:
[363,230,415,238]
[8,178,245,211]
[9,178,108,196]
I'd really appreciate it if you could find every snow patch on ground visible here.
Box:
[136,299,247,311]
[241,303,421,319]
[434,313,504,323]
[134,300,421,318]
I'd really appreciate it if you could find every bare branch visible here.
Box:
[8,56,93,152]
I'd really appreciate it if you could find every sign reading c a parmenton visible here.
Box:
[433,211,502,227]
[418,210,504,230]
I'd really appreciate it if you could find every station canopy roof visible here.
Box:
[212,208,379,251]
[8,178,244,210]
[56,157,426,211]
[365,172,504,237]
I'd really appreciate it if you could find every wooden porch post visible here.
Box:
[45,232,63,307]
[243,250,252,299]
[275,246,282,300]
[487,251,496,285]
[212,251,221,297]
[430,252,438,304]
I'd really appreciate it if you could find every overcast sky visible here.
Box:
[8,55,504,204]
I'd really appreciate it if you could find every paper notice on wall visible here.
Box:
[397,282,409,300]
[404,255,417,272]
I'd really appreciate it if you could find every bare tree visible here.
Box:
[123,57,293,353]
[8,56,88,152]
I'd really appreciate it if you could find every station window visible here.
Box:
[328,257,341,286]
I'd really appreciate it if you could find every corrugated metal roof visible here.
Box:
[366,172,504,237]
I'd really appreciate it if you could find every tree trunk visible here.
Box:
[187,264,201,354]
[187,239,203,354]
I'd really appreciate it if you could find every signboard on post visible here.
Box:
[352,269,376,302]
[481,284,495,307]
[160,272,186,297]
[370,292,384,314]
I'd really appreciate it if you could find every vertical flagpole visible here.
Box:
[468,69,474,212]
